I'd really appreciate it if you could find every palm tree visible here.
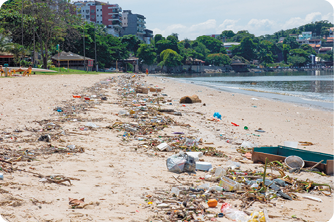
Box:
[0,34,14,53]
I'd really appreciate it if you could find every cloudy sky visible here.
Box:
[0,0,333,40]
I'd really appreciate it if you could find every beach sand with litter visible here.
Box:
[0,73,332,222]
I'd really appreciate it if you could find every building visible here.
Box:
[289,34,299,38]
[278,37,285,43]
[51,51,94,71]
[223,42,240,57]
[329,27,334,37]
[0,52,14,66]
[308,39,322,45]
[318,47,332,54]
[121,10,150,41]
[143,29,153,44]
[298,31,312,40]
[73,1,122,37]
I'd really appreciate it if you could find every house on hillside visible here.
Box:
[318,47,332,54]
[51,51,94,71]
[308,44,321,53]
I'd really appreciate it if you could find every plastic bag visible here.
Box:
[213,112,222,120]
[226,160,241,170]
[166,152,195,173]
[222,207,249,222]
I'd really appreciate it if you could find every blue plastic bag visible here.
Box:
[213,112,222,120]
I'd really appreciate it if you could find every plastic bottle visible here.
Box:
[221,203,248,221]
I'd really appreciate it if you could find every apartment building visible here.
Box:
[73,1,122,37]
[121,10,151,42]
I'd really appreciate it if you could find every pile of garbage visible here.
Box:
[106,74,332,222]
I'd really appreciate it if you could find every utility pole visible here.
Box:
[21,0,24,67]
[94,24,97,72]
[94,1,98,72]
[83,23,86,72]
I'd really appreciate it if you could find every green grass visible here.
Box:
[34,67,119,75]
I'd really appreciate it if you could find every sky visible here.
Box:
[0,0,333,40]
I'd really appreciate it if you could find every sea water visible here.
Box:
[161,70,334,111]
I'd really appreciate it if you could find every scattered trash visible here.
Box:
[213,112,222,120]
[38,135,51,142]
[85,122,99,128]
[303,195,322,202]
[285,155,304,170]
[231,122,239,126]
[157,143,172,151]
[166,152,196,173]
[196,162,212,171]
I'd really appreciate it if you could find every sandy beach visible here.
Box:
[0,73,332,222]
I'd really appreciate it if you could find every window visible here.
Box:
[86,10,89,13]
[86,15,89,19]
[97,15,99,17]
[91,9,95,13]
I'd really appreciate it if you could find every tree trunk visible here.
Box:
[43,42,49,69]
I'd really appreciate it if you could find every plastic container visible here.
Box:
[186,152,203,161]
[157,143,172,151]
[196,162,212,171]
[215,167,226,177]
[171,187,180,196]
[219,176,241,191]
[223,207,249,222]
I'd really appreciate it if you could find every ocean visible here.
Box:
[159,70,334,111]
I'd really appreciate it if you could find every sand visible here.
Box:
[0,73,332,222]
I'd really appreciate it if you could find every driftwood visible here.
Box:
[179,95,201,104]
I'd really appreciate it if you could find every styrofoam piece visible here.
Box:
[157,143,172,151]
[186,152,203,161]
[284,141,298,148]
[196,162,212,171]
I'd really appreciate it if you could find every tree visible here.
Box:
[0,0,81,68]
[221,30,235,38]
[153,34,164,46]
[158,49,182,72]
[232,30,255,42]
[288,55,306,67]
[121,34,142,54]
[206,53,231,66]
[231,36,257,61]
[195,35,226,54]
[137,44,156,67]
[191,41,210,61]
[257,40,275,66]
[171,33,179,40]
[282,44,291,63]
[0,33,13,52]
[71,23,128,68]
[283,36,300,50]
[288,48,310,67]
[300,44,316,55]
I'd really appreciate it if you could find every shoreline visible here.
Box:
[0,73,332,221]
[151,73,334,112]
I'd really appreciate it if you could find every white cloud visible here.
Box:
[153,11,332,40]
[327,0,334,7]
